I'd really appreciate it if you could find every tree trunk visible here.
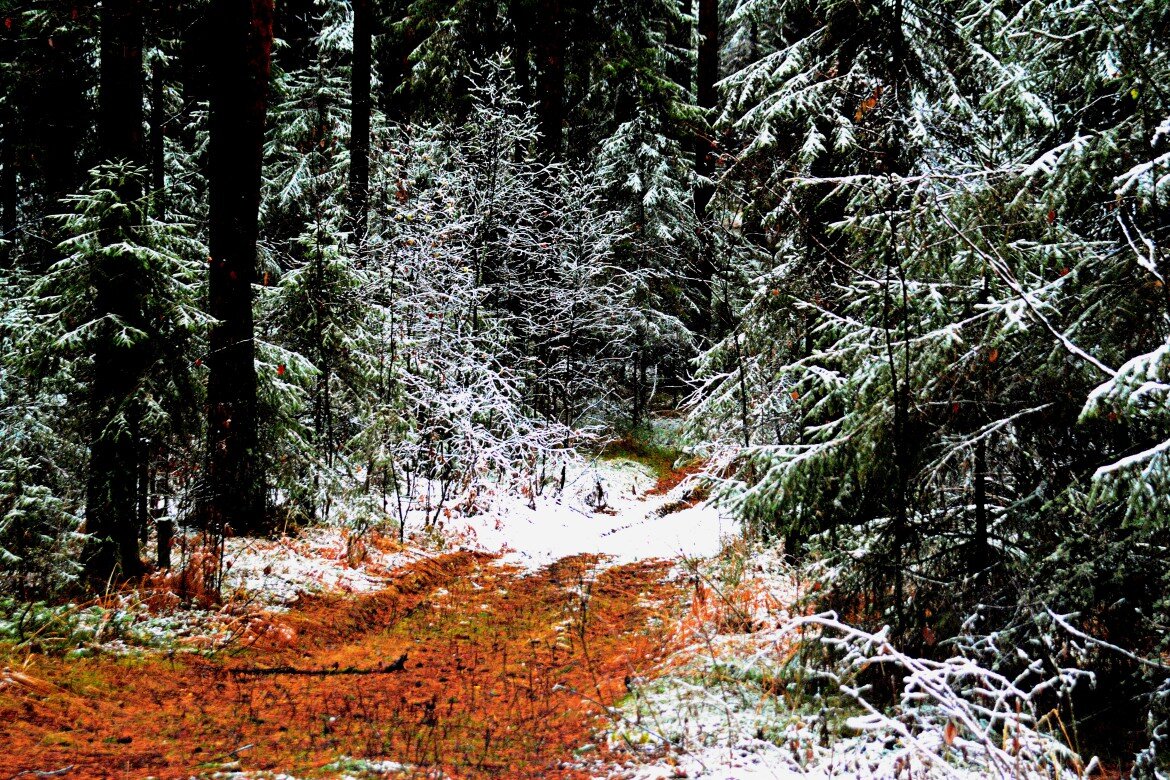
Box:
[85,0,147,583]
[38,20,92,228]
[692,0,718,335]
[0,18,14,264]
[379,0,416,123]
[274,0,317,71]
[694,0,717,215]
[202,0,273,538]
[150,58,166,218]
[972,275,991,596]
[509,0,533,107]
[347,0,372,245]
[534,0,565,158]
[0,109,15,267]
[972,435,988,593]
[156,514,173,569]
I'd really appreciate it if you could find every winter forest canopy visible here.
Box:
[1,0,1169,777]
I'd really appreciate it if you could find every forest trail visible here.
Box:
[0,463,715,780]
[1,550,686,779]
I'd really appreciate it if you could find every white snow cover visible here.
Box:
[447,457,736,569]
[599,548,1092,780]
[220,527,417,608]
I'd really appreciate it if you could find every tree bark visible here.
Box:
[202,0,273,538]
[972,435,988,593]
[0,18,14,263]
[0,109,15,267]
[37,15,92,226]
[348,0,372,245]
[150,58,166,218]
[510,0,533,103]
[85,0,147,583]
[379,0,416,123]
[692,0,718,334]
[534,0,565,158]
[694,0,717,214]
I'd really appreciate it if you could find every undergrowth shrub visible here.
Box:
[610,545,1095,779]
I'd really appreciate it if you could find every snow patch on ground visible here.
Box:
[601,547,812,779]
[597,547,1089,780]
[220,528,417,609]
[448,457,736,569]
[606,745,804,779]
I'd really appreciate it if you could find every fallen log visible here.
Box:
[228,652,407,677]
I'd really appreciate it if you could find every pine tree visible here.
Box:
[78,0,149,583]
[40,166,205,582]
[202,0,274,538]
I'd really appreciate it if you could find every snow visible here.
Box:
[221,528,415,609]
[58,456,733,657]
[447,457,736,570]
[597,547,1090,780]
[212,456,734,614]
[613,745,805,779]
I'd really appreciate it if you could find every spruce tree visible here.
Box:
[202,0,274,538]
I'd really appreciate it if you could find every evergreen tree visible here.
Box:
[40,166,205,582]
[202,0,274,538]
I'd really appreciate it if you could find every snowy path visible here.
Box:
[451,457,735,570]
[0,457,759,780]
[1,549,692,779]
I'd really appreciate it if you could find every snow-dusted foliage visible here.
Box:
[251,55,691,538]
[688,0,1170,768]
[0,165,205,594]
[614,611,1095,780]
[609,550,1096,780]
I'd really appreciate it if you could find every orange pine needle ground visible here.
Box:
[0,551,686,779]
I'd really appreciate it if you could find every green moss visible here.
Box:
[598,436,680,480]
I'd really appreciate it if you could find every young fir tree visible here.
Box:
[36,166,206,582]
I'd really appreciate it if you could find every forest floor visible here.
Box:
[0,454,759,780]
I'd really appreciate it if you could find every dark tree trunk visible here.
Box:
[137,439,150,544]
[0,20,13,263]
[378,0,417,123]
[509,0,534,105]
[99,0,145,166]
[0,109,15,267]
[972,435,989,592]
[348,0,372,245]
[692,0,718,335]
[150,58,166,217]
[202,0,273,538]
[85,0,147,583]
[972,275,992,595]
[694,0,718,212]
[274,0,317,71]
[156,515,173,569]
[534,0,565,158]
[15,6,94,270]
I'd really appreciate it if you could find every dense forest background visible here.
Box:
[1,0,1168,772]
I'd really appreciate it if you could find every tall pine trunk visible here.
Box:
[0,18,13,264]
[973,435,989,592]
[86,0,147,583]
[347,0,372,245]
[692,0,718,335]
[0,109,15,268]
[150,58,166,218]
[202,0,273,538]
[693,0,717,214]
[380,0,416,123]
[534,0,564,159]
